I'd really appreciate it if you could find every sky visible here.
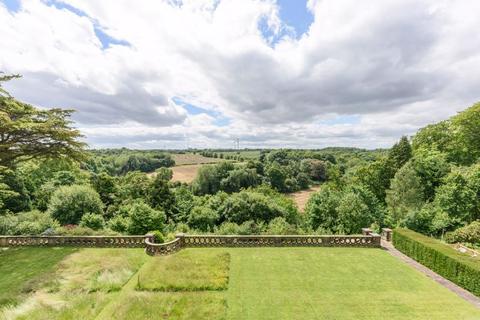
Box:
[1,0,479,150]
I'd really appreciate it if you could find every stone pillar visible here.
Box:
[361,228,372,236]
[0,236,7,247]
[371,233,382,247]
[175,233,185,248]
[381,228,393,242]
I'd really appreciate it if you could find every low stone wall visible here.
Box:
[145,234,381,256]
[0,235,151,248]
[1,233,381,255]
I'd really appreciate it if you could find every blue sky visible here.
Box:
[277,0,313,37]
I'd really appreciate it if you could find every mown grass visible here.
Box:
[137,249,230,291]
[2,247,480,320]
[0,247,77,307]
[226,248,480,320]
[0,248,147,320]
[106,291,226,320]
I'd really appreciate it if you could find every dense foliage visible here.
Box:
[1,77,479,240]
[393,228,480,296]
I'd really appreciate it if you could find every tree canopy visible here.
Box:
[0,74,86,168]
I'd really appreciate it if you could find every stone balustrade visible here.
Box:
[0,235,151,248]
[1,233,382,256]
[144,233,381,256]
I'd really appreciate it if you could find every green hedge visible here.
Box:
[393,228,480,296]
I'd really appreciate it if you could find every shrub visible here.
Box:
[108,215,130,233]
[48,185,104,224]
[265,217,298,235]
[126,201,166,235]
[393,228,480,296]
[446,221,480,245]
[0,210,60,235]
[215,222,242,235]
[187,206,219,232]
[79,213,105,230]
[149,230,165,243]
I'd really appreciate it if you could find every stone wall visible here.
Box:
[0,235,151,248]
[1,233,382,256]
[145,234,382,256]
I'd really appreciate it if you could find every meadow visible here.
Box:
[1,247,479,320]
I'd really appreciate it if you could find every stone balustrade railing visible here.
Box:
[1,233,382,256]
[0,235,151,248]
[144,233,381,256]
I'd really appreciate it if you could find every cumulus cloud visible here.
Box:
[0,0,479,149]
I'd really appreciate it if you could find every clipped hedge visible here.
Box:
[393,228,480,296]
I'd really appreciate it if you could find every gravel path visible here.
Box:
[381,240,480,309]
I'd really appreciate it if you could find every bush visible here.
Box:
[265,217,298,235]
[0,210,59,235]
[126,201,166,235]
[108,215,130,233]
[446,221,480,245]
[187,206,219,232]
[79,213,105,230]
[48,185,104,225]
[393,228,480,296]
[149,230,165,243]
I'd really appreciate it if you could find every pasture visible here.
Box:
[1,247,479,320]
[172,153,224,166]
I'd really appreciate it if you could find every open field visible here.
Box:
[172,153,224,166]
[2,247,480,319]
[171,164,202,183]
[289,185,321,211]
[217,150,261,160]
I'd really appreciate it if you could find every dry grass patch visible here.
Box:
[289,185,321,212]
[171,164,202,183]
[1,248,148,320]
[137,249,230,292]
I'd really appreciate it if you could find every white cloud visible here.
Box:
[1,0,479,149]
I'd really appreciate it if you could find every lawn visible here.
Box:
[1,247,479,319]
[0,247,77,307]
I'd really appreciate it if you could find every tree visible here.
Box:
[126,200,165,235]
[410,150,450,201]
[388,136,412,169]
[149,173,176,220]
[355,156,396,203]
[91,172,117,208]
[192,164,225,195]
[220,168,260,193]
[412,103,480,165]
[0,74,86,168]
[266,163,287,192]
[187,206,219,231]
[386,162,424,226]
[48,185,104,225]
[305,187,341,231]
[434,169,477,225]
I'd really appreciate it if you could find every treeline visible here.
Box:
[84,149,175,175]
[305,103,480,244]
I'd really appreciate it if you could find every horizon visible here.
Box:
[1,0,479,149]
